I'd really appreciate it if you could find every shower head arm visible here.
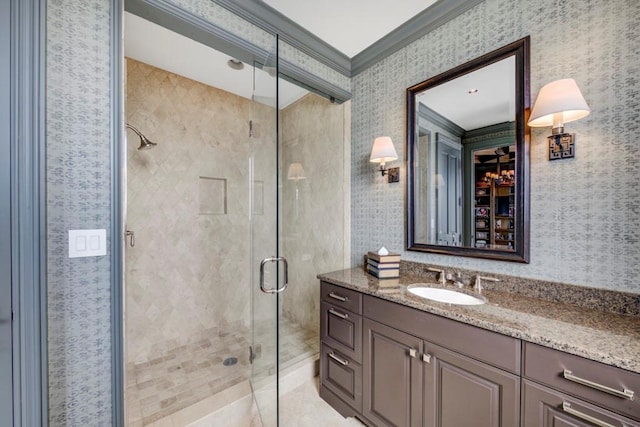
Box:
[126,123,144,138]
[125,123,157,150]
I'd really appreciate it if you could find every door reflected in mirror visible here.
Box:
[407,37,530,262]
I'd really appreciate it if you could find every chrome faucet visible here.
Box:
[427,267,446,285]
[474,275,500,292]
[446,272,465,288]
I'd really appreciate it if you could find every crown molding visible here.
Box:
[351,0,485,76]
[128,0,487,80]
[214,0,486,78]
[213,0,351,76]
[419,103,465,137]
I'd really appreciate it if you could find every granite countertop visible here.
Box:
[318,267,640,374]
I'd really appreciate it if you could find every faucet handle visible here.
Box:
[474,275,500,292]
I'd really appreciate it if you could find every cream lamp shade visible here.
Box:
[370,136,398,164]
[287,163,306,180]
[528,78,590,129]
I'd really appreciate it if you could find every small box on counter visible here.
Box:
[366,251,401,263]
[365,250,400,279]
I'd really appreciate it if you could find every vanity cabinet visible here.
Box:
[523,342,640,425]
[319,281,639,426]
[320,281,520,426]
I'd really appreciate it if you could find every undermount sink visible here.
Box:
[408,285,486,306]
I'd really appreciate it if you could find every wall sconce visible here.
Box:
[287,162,306,203]
[286,163,306,181]
[370,136,399,182]
[528,78,590,160]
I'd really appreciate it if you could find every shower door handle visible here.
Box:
[259,256,288,294]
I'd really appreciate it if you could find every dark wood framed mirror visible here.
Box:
[406,37,530,262]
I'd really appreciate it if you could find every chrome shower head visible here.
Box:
[126,124,157,150]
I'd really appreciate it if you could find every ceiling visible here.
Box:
[417,56,515,131]
[263,0,438,57]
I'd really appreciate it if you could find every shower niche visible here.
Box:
[198,176,228,215]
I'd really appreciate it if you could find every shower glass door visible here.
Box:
[249,36,280,427]
[249,36,350,426]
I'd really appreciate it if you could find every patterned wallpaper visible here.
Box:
[46,0,113,425]
[351,0,640,293]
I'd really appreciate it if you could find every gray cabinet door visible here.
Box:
[422,342,520,427]
[523,379,640,427]
[363,318,422,427]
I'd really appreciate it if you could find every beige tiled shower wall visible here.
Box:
[125,59,276,364]
[280,94,351,334]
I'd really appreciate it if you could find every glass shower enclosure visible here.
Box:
[122,9,349,426]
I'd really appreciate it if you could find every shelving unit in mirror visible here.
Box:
[473,149,515,249]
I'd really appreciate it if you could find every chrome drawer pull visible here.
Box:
[562,402,615,427]
[409,348,417,358]
[328,308,348,320]
[329,352,349,366]
[563,369,635,400]
[422,353,432,364]
[328,292,348,302]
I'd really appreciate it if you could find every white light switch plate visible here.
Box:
[68,229,107,258]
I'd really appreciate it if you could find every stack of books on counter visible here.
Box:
[366,251,401,288]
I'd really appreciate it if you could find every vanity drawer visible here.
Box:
[524,342,640,420]
[321,301,362,363]
[321,281,362,315]
[523,379,640,427]
[320,343,362,413]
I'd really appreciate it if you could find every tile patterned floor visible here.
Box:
[279,377,365,427]
[126,317,319,426]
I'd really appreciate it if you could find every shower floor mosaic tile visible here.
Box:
[126,317,319,426]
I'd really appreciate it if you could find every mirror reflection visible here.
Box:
[407,37,529,262]
[471,144,516,249]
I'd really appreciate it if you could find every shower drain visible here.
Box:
[223,357,238,366]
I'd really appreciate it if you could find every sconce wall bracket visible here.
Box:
[548,133,575,160]
[387,167,400,183]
